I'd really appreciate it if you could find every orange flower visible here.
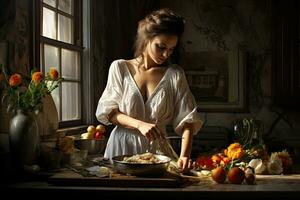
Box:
[224,149,228,156]
[211,154,222,164]
[9,73,22,87]
[226,143,245,160]
[1,65,61,113]
[32,72,43,85]
[49,68,59,79]
[220,157,232,166]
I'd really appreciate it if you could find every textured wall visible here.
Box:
[159,0,300,150]
[160,0,271,106]
[1,0,299,154]
[0,0,33,152]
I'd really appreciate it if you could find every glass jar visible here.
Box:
[233,118,264,147]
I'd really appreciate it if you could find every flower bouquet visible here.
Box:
[0,64,62,113]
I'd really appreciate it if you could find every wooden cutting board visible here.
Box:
[48,169,199,188]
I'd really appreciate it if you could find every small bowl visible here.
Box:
[74,138,107,155]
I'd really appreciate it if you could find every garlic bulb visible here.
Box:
[267,156,283,175]
[248,159,267,174]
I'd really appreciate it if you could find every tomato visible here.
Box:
[195,156,215,170]
[227,167,245,184]
[94,131,104,139]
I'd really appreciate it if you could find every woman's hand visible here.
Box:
[108,109,163,140]
[137,121,162,140]
[177,156,193,173]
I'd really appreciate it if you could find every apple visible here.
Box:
[87,125,95,133]
[96,124,106,133]
[94,131,104,139]
[211,166,227,183]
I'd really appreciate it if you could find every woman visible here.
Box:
[96,8,203,172]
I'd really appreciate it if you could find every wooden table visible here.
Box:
[3,169,300,199]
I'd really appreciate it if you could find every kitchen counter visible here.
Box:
[2,151,300,199]
[3,169,300,199]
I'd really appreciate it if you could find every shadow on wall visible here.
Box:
[255,98,300,163]
[191,126,230,158]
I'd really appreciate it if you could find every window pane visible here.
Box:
[43,0,56,7]
[41,0,82,124]
[61,49,80,79]
[44,44,59,73]
[58,14,72,43]
[62,82,81,121]
[43,7,56,39]
[58,0,73,14]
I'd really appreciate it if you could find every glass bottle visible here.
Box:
[233,118,264,147]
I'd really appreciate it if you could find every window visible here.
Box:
[39,0,83,127]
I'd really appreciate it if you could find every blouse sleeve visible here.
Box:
[95,60,123,125]
[172,67,204,135]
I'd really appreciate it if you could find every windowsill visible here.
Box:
[40,125,88,143]
[57,125,88,136]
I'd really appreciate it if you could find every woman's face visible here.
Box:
[146,34,178,65]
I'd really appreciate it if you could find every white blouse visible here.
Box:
[96,59,203,159]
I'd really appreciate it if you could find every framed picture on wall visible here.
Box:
[179,50,247,112]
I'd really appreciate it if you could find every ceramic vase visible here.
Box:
[9,109,40,169]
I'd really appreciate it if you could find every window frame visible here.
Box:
[36,0,87,128]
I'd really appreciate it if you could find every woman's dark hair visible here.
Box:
[134,8,185,64]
